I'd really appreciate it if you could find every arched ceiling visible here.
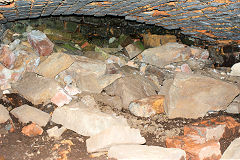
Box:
[0,0,239,44]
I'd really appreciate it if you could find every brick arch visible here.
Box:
[0,0,239,44]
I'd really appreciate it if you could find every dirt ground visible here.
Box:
[0,94,239,160]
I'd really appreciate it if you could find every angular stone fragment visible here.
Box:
[221,137,240,160]
[124,43,143,59]
[47,126,66,139]
[86,126,146,153]
[165,73,239,119]
[129,95,165,117]
[51,88,72,107]
[0,45,16,69]
[0,104,10,123]
[166,136,221,160]
[28,30,54,56]
[108,145,186,160]
[104,75,159,109]
[51,102,128,136]
[35,52,74,78]
[22,123,43,137]
[11,104,50,127]
[141,42,192,68]
[12,72,60,105]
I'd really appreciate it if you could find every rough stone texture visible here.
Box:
[0,1,239,44]
[86,126,146,153]
[51,102,128,136]
[47,126,66,139]
[129,95,165,117]
[12,72,60,105]
[141,43,192,68]
[165,72,239,119]
[0,104,10,123]
[221,137,240,160]
[143,34,177,48]
[104,75,159,109]
[57,56,109,93]
[230,62,240,76]
[0,45,16,69]
[51,88,72,107]
[108,145,186,160]
[124,43,143,59]
[35,52,74,78]
[21,123,43,137]
[166,116,240,160]
[11,104,50,127]
[28,30,54,56]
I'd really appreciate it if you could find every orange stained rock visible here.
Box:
[21,123,43,137]
[152,10,171,16]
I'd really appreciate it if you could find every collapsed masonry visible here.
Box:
[0,0,239,45]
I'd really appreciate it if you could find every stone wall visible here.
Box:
[0,0,239,44]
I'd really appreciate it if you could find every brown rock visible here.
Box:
[104,75,159,109]
[143,33,176,48]
[141,42,192,68]
[165,73,240,119]
[12,72,60,105]
[28,30,54,56]
[129,95,165,117]
[22,123,43,137]
[35,52,74,78]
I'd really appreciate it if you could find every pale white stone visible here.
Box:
[11,104,50,126]
[108,145,186,160]
[221,137,240,160]
[86,126,146,153]
[0,104,10,123]
[230,62,240,76]
[51,102,128,136]
[81,95,97,107]
[47,126,66,139]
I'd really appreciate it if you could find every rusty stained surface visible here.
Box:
[0,0,239,44]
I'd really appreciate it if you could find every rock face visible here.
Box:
[12,72,60,105]
[108,145,186,160]
[28,30,54,56]
[129,95,165,117]
[165,73,239,119]
[11,104,50,127]
[0,104,10,123]
[51,102,128,136]
[86,126,146,153]
[35,52,74,78]
[104,75,159,109]
[141,42,191,68]
[221,137,240,160]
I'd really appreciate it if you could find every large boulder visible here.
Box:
[165,73,239,119]
[12,72,60,105]
[51,102,128,136]
[11,104,50,127]
[86,126,146,153]
[104,75,159,109]
[141,42,192,68]
[35,52,74,78]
